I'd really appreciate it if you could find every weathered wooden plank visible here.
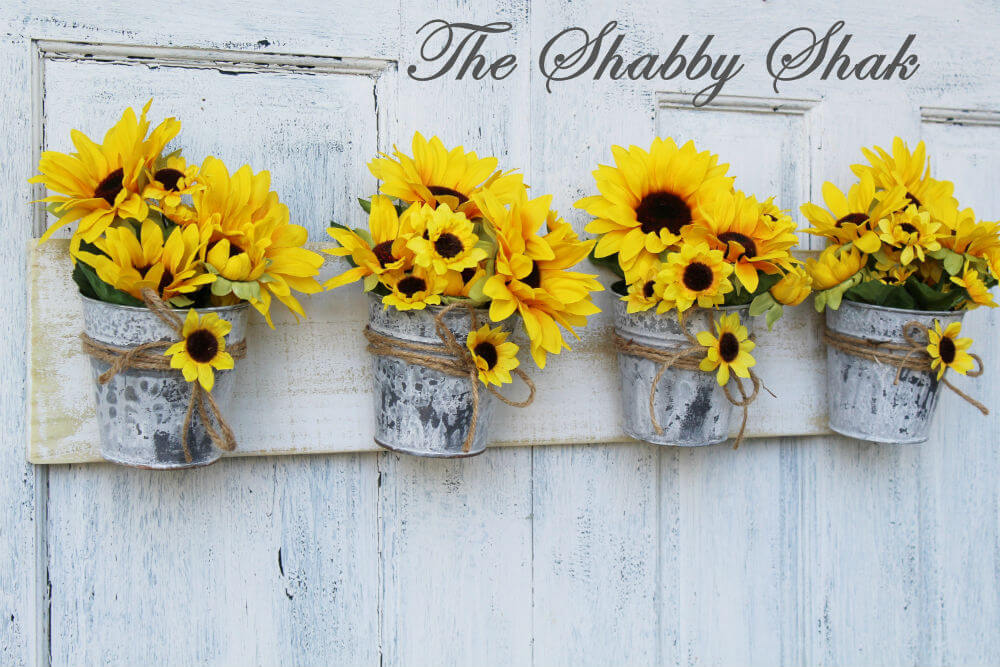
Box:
[27,240,830,464]
[46,454,381,666]
[531,444,660,666]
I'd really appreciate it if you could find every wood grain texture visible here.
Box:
[3,1,1000,666]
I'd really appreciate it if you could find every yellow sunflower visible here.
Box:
[407,203,488,275]
[805,245,867,290]
[622,262,666,313]
[144,155,202,208]
[576,137,734,281]
[770,265,813,306]
[685,190,799,292]
[657,242,734,313]
[877,205,943,265]
[927,320,975,380]
[466,324,520,386]
[192,156,324,326]
[851,137,957,212]
[443,265,487,299]
[951,267,996,308]
[477,190,601,367]
[368,132,524,219]
[925,199,1000,260]
[324,196,413,291]
[696,312,756,386]
[382,266,447,311]
[32,100,180,244]
[801,172,909,253]
[72,219,214,302]
[164,310,235,391]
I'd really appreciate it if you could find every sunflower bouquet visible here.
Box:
[576,137,808,447]
[802,138,993,443]
[32,101,325,467]
[325,132,603,456]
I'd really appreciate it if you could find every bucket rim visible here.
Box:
[80,293,251,315]
[366,290,490,314]
[838,298,961,319]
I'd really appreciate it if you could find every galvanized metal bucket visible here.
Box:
[368,294,496,458]
[825,299,963,444]
[614,301,752,446]
[81,295,249,469]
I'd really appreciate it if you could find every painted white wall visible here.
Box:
[2,1,999,665]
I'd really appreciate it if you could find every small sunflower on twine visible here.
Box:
[165,310,236,391]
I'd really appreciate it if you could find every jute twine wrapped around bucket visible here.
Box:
[363,302,535,453]
[823,320,988,415]
[80,288,247,463]
[614,314,768,450]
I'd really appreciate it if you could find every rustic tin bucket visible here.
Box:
[81,295,249,469]
[368,294,496,458]
[614,301,752,446]
[825,300,964,444]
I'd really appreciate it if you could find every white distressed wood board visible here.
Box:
[27,240,829,464]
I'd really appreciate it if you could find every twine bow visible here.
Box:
[80,288,246,463]
[614,314,768,450]
[363,302,535,453]
[823,320,988,416]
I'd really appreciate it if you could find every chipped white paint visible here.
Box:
[3,2,1000,667]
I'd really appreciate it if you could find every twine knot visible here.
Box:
[823,319,988,416]
[614,313,767,450]
[364,302,535,453]
[80,288,246,463]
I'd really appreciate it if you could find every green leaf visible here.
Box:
[363,273,381,293]
[905,277,966,311]
[466,274,489,304]
[354,227,374,248]
[168,295,194,308]
[358,197,372,214]
[211,277,234,297]
[765,303,784,330]
[610,279,628,297]
[942,250,964,276]
[749,292,776,318]
[71,254,144,307]
[588,247,625,279]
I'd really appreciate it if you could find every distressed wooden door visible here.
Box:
[3,2,999,666]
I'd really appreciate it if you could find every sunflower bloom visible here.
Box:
[324,195,412,291]
[466,325,520,386]
[32,100,179,243]
[927,320,975,380]
[851,137,957,212]
[164,310,236,391]
[657,242,734,313]
[800,173,908,253]
[576,137,734,281]
[144,155,202,209]
[696,312,756,386]
[805,245,866,291]
[407,203,488,275]
[877,205,943,265]
[770,265,813,306]
[382,266,446,311]
[368,132,524,219]
[622,262,666,313]
[951,267,997,308]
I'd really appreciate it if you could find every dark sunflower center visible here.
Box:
[906,192,922,208]
[836,212,869,228]
[94,168,125,206]
[185,329,218,363]
[635,191,691,236]
[642,280,656,298]
[154,168,184,192]
[434,232,464,259]
[157,269,174,294]
[718,231,758,259]
[474,341,499,370]
[719,332,740,363]
[682,262,714,292]
[460,267,477,284]
[522,263,541,289]
[397,275,426,297]
[428,186,469,206]
[899,223,918,234]
[373,241,396,268]
[939,336,956,364]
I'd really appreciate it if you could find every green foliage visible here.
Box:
[588,247,625,280]
[842,276,968,312]
[357,197,372,214]
[610,279,628,296]
[71,255,144,307]
[724,272,782,307]
[748,291,784,330]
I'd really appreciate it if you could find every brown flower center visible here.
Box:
[157,269,174,294]
[373,241,396,268]
[461,267,477,284]
[899,223,918,235]
[835,212,869,228]
[474,341,498,369]
[397,275,426,297]
[719,332,740,363]
[154,168,185,192]
[428,186,469,206]
[642,280,656,298]
[939,336,956,364]
[94,168,125,206]
[434,232,464,259]
[635,191,692,236]
[906,192,922,208]
[185,329,219,363]
[522,262,541,289]
[718,231,758,259]
[682,262,714,292]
